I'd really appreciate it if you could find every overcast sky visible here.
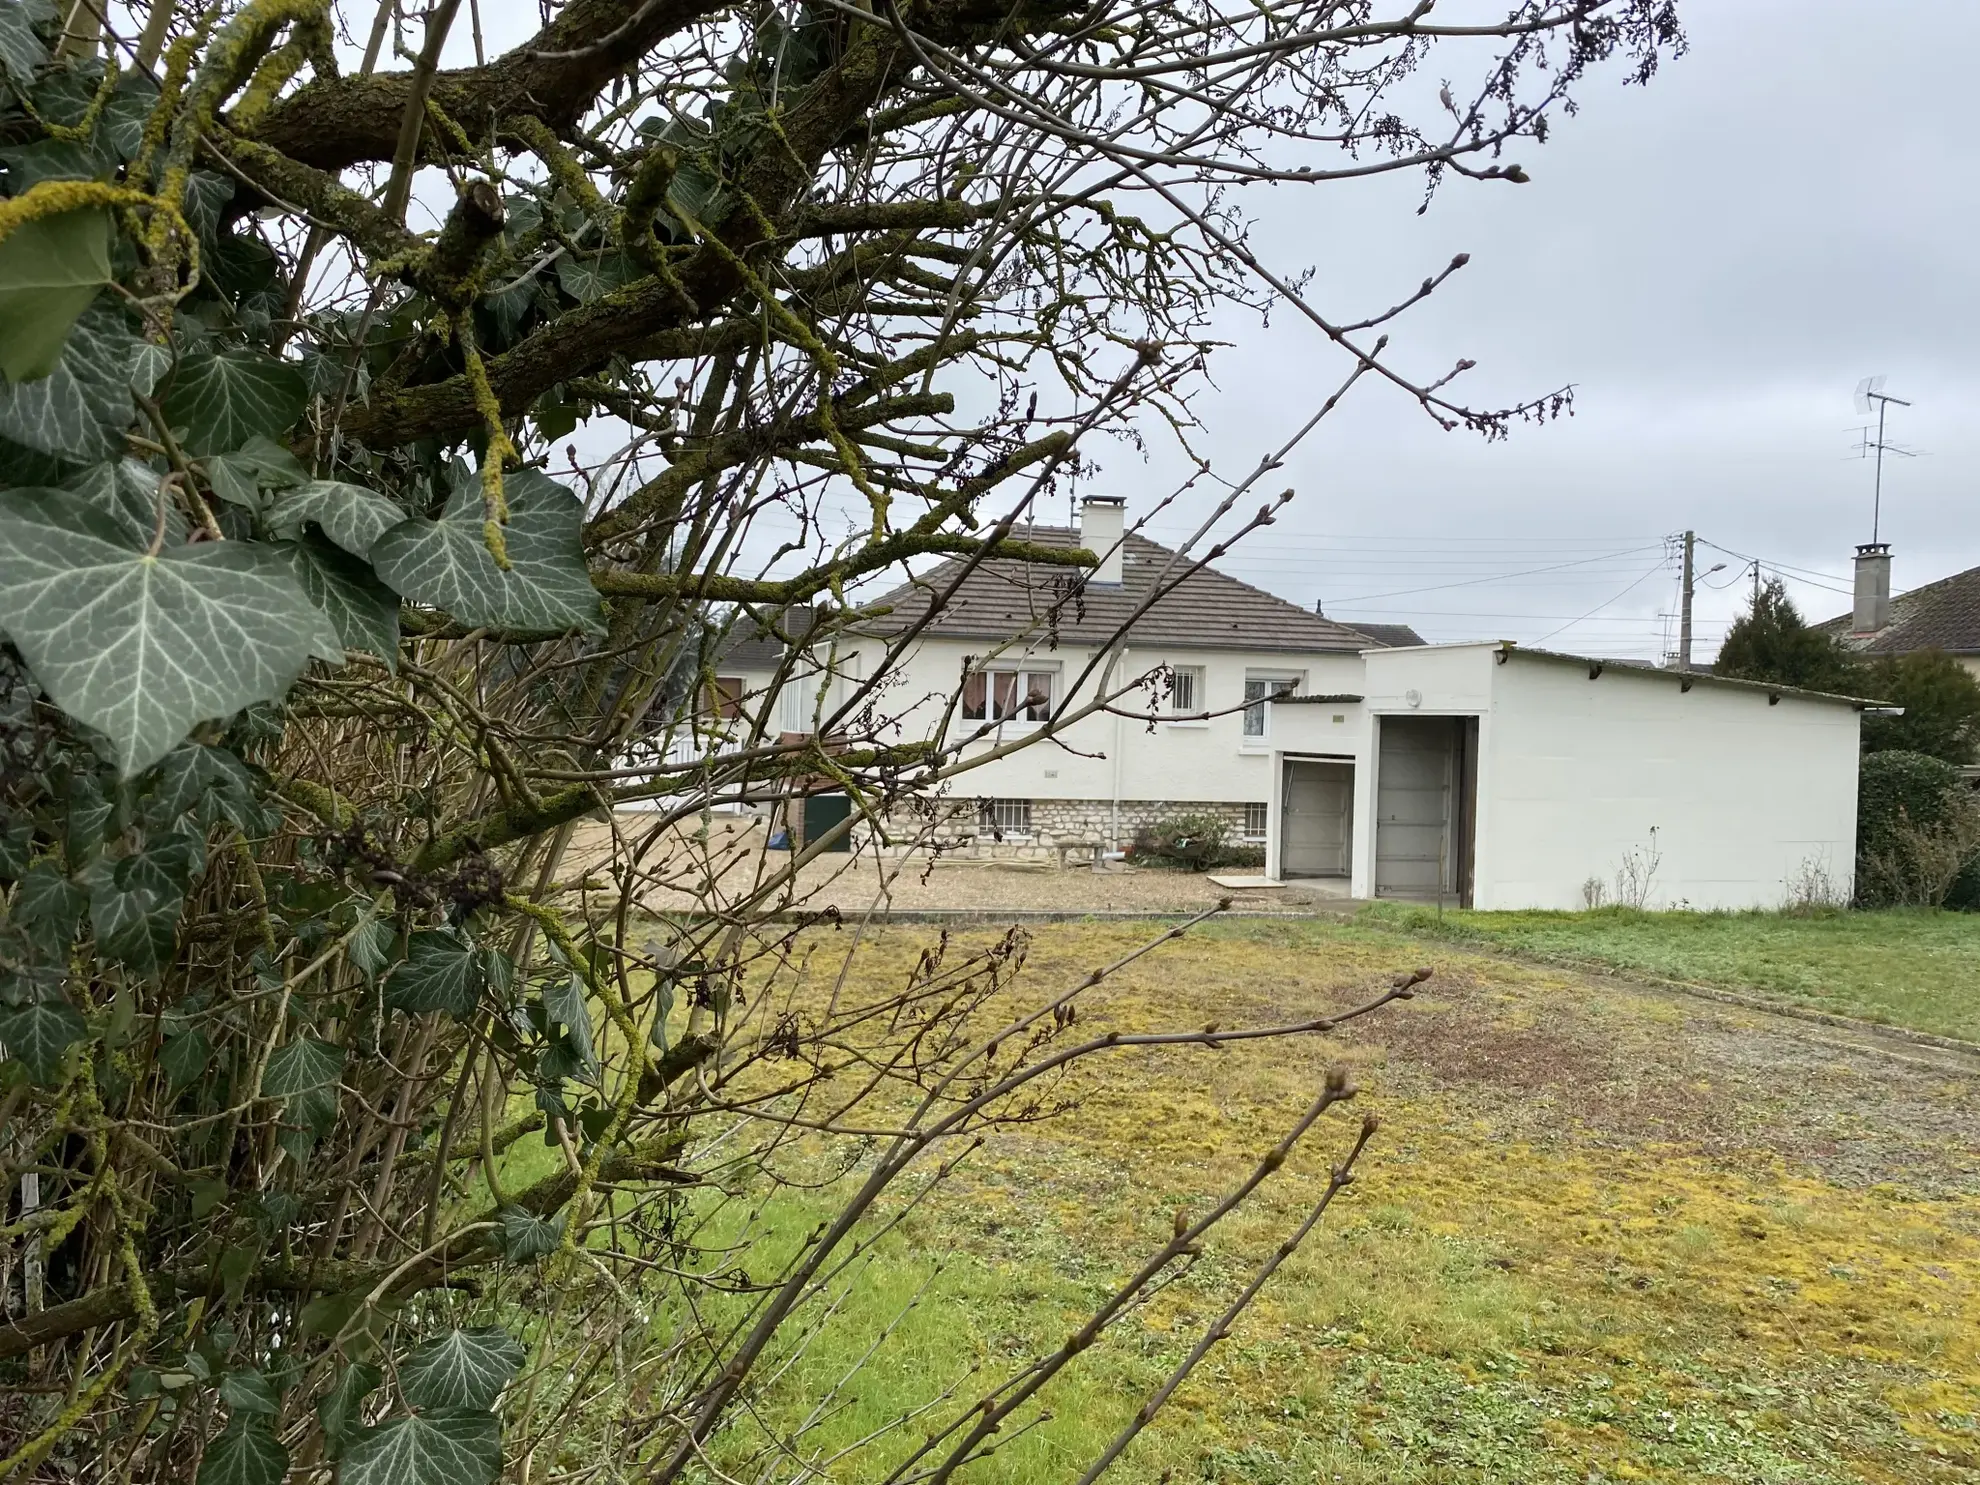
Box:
[391,0,1976,664]
[1129,0,1980,661]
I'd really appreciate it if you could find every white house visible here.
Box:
[684,500,1871,907]
[1263,642,1869,910]
[842,496,1423,850]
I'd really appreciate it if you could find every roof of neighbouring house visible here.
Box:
[861,526,1377,654]
[1816,563,1980,656]
[1338,621,1426,648]
[715,605,817,672]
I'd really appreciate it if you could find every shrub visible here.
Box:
[1133,811,1240,871]
[1856,751,1980,908]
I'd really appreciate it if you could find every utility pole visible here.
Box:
[1677,530,1695,671]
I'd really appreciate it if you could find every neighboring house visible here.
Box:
[1818,544,1980,680]
[1262,643,1872,910]
[844,496,1427,850]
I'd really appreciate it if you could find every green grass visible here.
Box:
[477,922,1980,1483]
[1358,903,1980,1041]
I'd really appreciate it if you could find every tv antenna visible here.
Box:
[1852,376,1914,544]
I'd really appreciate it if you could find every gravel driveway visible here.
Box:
[559,812,1337,916]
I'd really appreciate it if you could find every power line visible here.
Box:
[1536,559,1673,644]
[1323,545,1667,604]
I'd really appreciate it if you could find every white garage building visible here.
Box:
[1265,642,1871,910]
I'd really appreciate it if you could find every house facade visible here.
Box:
[844,497,1420,851]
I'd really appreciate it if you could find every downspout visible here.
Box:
[1109,646,1128,849]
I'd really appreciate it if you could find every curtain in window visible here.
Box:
[1243,678,1271,736]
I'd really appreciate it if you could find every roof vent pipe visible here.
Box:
[1852,543,1892,634]
[1080,496,1125,585]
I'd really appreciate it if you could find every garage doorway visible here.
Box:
[1374,716,1477,904]
[1280,759,1353,877]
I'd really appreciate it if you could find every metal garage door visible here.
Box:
[1375,717,1457,897]
[1281,760,1352,876]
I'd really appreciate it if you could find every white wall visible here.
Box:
[1262,699,1368,882]
[849,634,1367,809]
[1477,653,1861,911]
[1267,644,1864,910]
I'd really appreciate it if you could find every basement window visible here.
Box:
[1243,802,1269,841]
[979,798,1033,839]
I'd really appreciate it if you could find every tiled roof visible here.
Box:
[1339,621,1425,648]
[862,526,1375,654]
[1817,564,1980,655]
[715,605,816,671]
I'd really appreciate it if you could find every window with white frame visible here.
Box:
[1242,675,1301,738]
[1243,802,1269,840]
[979,798,1033,837]
[961,665,1056,723]
[779,655,861,735]
[1169,665,1204,716]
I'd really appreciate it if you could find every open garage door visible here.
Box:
[1375,716,1475,902]
[1281,759,1353,877]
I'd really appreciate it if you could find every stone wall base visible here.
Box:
[872,797,1266,860]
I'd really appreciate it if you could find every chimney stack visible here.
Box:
[1080,496,1125,585]
[1852,543,1892,634]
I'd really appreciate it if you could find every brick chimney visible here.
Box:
[1852,543,1891,634]
[1080,496,1125,585]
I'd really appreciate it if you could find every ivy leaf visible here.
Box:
[132,341,171,398]
[64,770,113,864]
[219,1367,281,1416]
[664,159,725,235]
[160,349,307,457]
[158,1026,210,1091]
[181,172,235,244]
[495,1206,561,1263]
[15,860,87,953]
[385,929,485,1021]
[61,459,185,550]
[204,434,308,510]
[264,1036,344,1100]
[267,480,406,559]
[0,820,30,879]
[0,297,136,460]
[347,915,394,976]
[144,742,273,836]
[0,207,110,381]
[399,1328,526,1412]
[0,137,110,191]
[553,250,634,305]
[99,72,160,162]
[0,996,86,1084]
[0,490,333,775]
[0,1,50,89]
[541,973,596,1079]
[318,1362,383,1460]
[339,1410,501,1485]
[369,467,604,637]
[271,537,396,665]
[196,1421,288,1485]
[87,848,187,976]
